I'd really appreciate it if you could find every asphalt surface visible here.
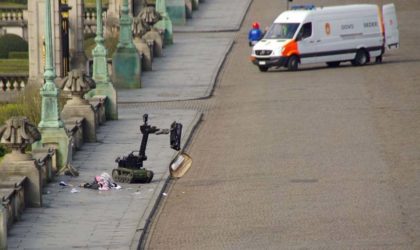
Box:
[145,0,420,249]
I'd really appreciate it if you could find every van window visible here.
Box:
[264,23,300,39]
[297,22,312,40]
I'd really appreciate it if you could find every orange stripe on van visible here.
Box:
[282,40,299,57]
[377,5,385,34]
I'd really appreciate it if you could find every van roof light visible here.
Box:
[291,4,316,10]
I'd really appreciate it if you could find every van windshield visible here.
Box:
[264,23,300,39]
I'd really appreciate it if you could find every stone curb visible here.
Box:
[118,39,234,105]
[203,39,234,99]
[130,111,203,250]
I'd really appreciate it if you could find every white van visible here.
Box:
[250,4,399,72]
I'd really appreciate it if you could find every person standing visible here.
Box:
[248,22,263,46]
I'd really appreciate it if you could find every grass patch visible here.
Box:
[0,59,28,74]
[0,83,42,126]
[0,81,68,126]
[9,51,28,59]
[84,35,118,59]
[0,34,28,59]
[0,2,26,8]
[84,0,109,8]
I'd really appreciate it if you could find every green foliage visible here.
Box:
[0,144,8,159]
[8,51,28,59]
[0,83,41,126]
[84,0,109,8]
[0,1,26,8]
[0,59,28,73]
[0,34,28,59]
[0,0,27,5]
[0,103,22,125]
[0,144,7,158]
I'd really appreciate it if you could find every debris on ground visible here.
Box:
[81,172,122,191]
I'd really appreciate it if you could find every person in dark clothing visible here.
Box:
[248,22,263,46]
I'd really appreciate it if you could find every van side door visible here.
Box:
[383,3,399,49]
[296,22,320,64]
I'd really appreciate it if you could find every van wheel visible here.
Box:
[258,66,268,72]
[352,49,368,66]
[287,55,299,71]
[326,61,340,67]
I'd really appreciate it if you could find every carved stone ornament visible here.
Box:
[59,69,96,105]
[134,1,162,35]
[0,117,41,160]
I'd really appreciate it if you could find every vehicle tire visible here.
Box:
[326,61,340,67]
[287,55,299,71]
[258,66,268,72]
[351,49,369,66]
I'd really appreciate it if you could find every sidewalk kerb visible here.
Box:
[173,0,253,33]
[130,111,203,250]
[118,39,234,105]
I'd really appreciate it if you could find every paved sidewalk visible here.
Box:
[118,33,234,103]
[174,0,252,32]
[6,0,252,248]
[7,109,201,249]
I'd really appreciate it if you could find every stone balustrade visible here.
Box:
[64,117,85,151]
[0,176,27,226]
[33,148,56,186]
[0,175,27,248]
[84,7,107,34]
[89,95,107,126]
[0,74,28,103]
[0,7,27,23]
[0,153,56,248]
[61,95,108,152]
[1,204,7,249]
[0,6,28,41]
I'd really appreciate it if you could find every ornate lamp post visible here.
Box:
[33,0,71,170]
[117,0,135,49]
[92,0,110,84]
[112,0,142,89]
[39,0,64,129]
[86,0,118,120]
[154,0,173,45]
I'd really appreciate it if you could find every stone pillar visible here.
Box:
[112,0,141,89]
[165,0,185,26]
[0,206,6,250]
[86,0,118,120]
[108,0,134,18]
[1,161,43,208]
[60,70,97,142]
[0,117,43,207]
[154,0,173,44]
[32,0,71,170]
[68,0,87,70]
[28,0,64,85]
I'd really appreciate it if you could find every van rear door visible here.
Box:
[383,3,399,49]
